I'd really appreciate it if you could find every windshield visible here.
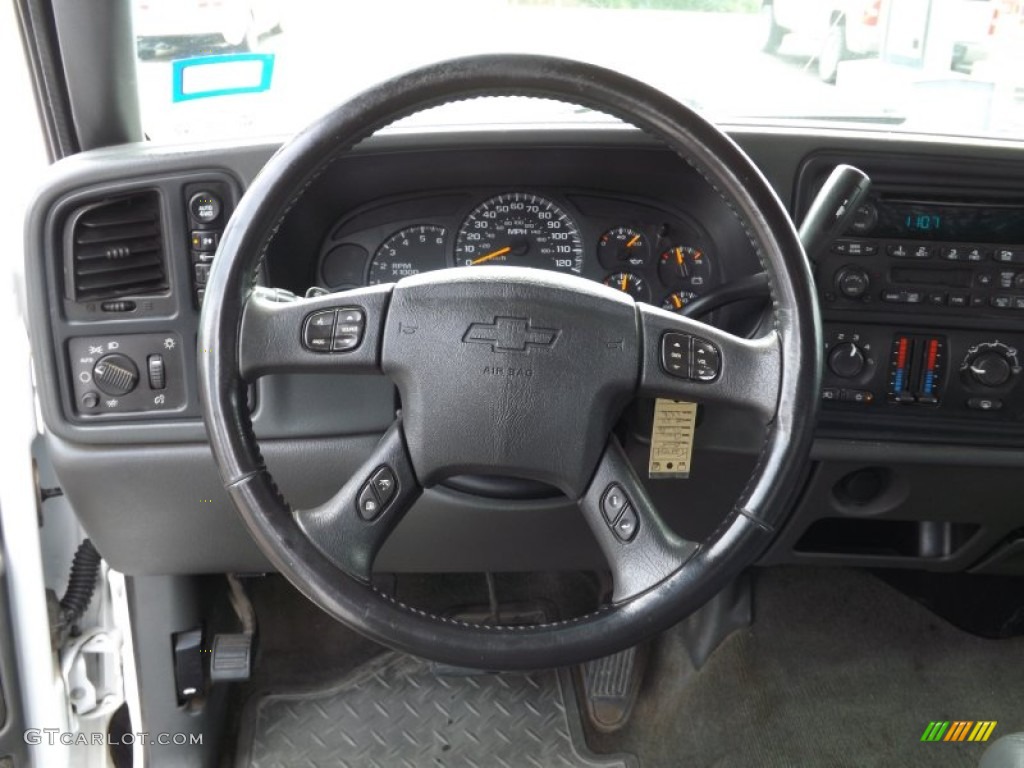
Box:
[132,0,1024,142]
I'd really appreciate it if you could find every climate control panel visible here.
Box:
[69,333,186,416]
[823,325,1024,419]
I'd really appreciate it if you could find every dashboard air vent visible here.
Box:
[66,192,168,302]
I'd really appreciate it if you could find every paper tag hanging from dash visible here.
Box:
[648,399,697,479]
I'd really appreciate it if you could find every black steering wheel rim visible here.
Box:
[198,54,821,670]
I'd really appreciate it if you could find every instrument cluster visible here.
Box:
[319,189,720,313]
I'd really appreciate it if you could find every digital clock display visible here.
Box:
[851,198,1024,243]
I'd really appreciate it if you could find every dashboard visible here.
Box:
[23,128,1024,582]
[317,188,718,314]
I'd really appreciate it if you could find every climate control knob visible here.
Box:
[966,351,1012,388]
[835,266,870,299]
[828,342,866,379]
[92,354,139,396]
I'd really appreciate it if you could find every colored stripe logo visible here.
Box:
[921,721,997,742]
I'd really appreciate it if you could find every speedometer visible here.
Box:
[454,193,584,274]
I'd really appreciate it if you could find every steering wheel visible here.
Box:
[198,54,821,670]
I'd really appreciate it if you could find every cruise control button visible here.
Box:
[303,310,336,352]
[601,484,628,525]
[612,505,639,542]
[356,483,382,521]
[370,466,397,506]
[661,333,691,379]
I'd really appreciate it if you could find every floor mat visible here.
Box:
[237,652,634,768]
[587,567,1024,768]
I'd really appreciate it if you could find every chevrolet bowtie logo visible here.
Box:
[463,317,559,353]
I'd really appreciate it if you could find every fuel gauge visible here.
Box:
[604,271,650,302]
[658,245,711,291]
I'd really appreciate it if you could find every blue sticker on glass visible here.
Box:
[172,53,275,103]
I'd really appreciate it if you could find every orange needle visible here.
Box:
[626,234,641,248]
[470,245,512,265]
[671,294,683,309]
[675,247,684,265]
[620,274,628,291]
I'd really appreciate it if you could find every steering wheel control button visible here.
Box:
[692,339,721,381]
[612,506,639,542]
[356,483,382,521]
[189,191,222,224]
[661,333,720,381]
[370,466,397,506]
[601,484,629,524]
[303,307,365,353]
[303,310,337,352]
[661,332,691,377]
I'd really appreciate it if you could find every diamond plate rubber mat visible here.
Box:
[236,652,635,768]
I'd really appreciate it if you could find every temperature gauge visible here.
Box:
[658,245,711,291]
[598,226,650,268]
[604,271,649,302]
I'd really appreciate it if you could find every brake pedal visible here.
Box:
[579,645,645,733]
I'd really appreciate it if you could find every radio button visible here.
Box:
[1013,296,1024,310]
[911,245,934,259]
[975,272,995,287]
[904,291,924,304]
[999,271,1016,289]
[993,249,1024,264]
[942,247,965,261]
[990,295,1013,309]
[888,244,910,258]
[948,293,970,307]
[967,397,1003,411]
[927,292,948,306]
[882,290,902,303]
[967,248,986,261]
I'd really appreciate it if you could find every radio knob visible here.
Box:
[967,351,1012,388]
[835,266,870,299]
[828,342,866,379]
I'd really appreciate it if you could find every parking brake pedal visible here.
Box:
[210,633,253,682]
[579,645,646,733]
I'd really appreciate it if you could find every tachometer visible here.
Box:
[455,193,583,274]
[369,225,448,285]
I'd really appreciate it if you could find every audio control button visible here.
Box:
[887,244,910,258]
[948,293,970,307]
[835,266,870,299]
[993,249,1024,264]
[967,397,1003,411]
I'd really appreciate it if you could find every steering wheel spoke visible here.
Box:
[295,421,421,582]
[580,436,698,603]
[637,303,781,422]
[238,284,391,380]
